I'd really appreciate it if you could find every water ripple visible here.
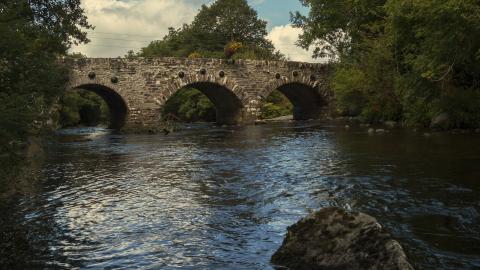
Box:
[1,123,479,269]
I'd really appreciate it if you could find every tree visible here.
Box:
[386,0,480,127]
[0,0,91,158]
[291,0,387,59]
[292,0,480,128]
[139,0,283,60]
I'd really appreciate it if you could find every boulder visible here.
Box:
[271,207,413,270]
[255,120,267,125]
[430,113,452,130]
[384,121,398,128]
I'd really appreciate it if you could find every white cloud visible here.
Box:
[249,0,266,4]
[267,24,325,63]
[71,0,209,57]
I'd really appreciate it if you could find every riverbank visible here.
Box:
[256,114,480,135]
[336,116,480,135]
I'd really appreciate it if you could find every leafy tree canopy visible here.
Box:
[291,0,387,59]
[0,0,91,153]
[138,0,283,60]
[292,0,480,128]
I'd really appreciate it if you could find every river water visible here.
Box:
[1,121,479,269]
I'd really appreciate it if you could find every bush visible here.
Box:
[441,89,480,129]
[59,90,110,127]
[260,90,293,119]
[162,88,216,122]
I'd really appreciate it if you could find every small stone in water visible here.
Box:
[384,121,397,128]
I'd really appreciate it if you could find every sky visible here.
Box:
[71,0,319,62]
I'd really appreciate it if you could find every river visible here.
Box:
[1,121,479,269]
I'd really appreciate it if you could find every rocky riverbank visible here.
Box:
[334,116,480,134]
[272,207,413,270]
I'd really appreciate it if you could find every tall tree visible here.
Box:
[291,0,387,59]
[139,0,282,60]
[292,0,480,128]
[0,0,92,154]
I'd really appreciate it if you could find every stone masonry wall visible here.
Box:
[64,57,332,130]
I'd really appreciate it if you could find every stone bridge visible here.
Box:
[65,57,332,130]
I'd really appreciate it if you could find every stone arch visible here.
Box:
[162,72,245,124]
[67,83,129,129]
[261,72,326,120]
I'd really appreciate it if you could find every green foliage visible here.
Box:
[0,0,91,156]
[162,88,216,122]
[260,90,293,119]
[69,52,87,59]
[440,90,480,129]
[332,35,402,122]
[291,0,387,59]
[59,90,110,127]
[138,0,283,60]
[386,0,480,83]
[294,0,480,128]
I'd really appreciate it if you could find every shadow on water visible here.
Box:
[1,123,479,269]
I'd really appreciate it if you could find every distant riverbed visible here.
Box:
[1,121,479,269]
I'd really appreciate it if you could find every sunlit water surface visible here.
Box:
[1,122,480,269]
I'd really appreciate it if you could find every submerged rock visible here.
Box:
[271,207,413,270]
[266,115,294,122]
[430,113,452,130]
[384,121,398,128]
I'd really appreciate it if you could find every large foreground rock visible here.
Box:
[271,207,413,270]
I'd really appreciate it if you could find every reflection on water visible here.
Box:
[1,123,480,269]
